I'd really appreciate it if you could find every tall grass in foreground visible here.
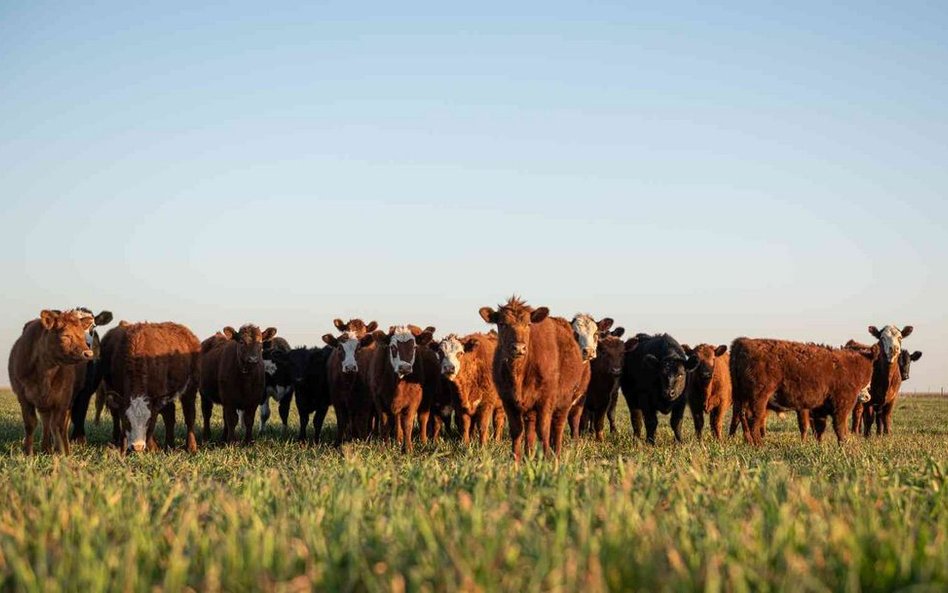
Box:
[0,392,946,592]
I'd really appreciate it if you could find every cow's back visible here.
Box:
[121,323,201,401]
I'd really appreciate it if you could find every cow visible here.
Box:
[730,338,877,445]
[259,336,293,433]
[99,322,201,453]
[567,314,616,438]
[68,308,113,444]
[682,344,731,440]
[8,309,96,454]
[478,297,590,462]
[323,318,378,445]
[364,325,435,453]
[620,333,699,444]
[859,325,916,436]
[433,333,505,445]
[199,324,277,445]
[286,345,333,442]
[578,325,625,441]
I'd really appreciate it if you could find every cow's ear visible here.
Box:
[530,307,549,323]
[479,307,498,324]
[407,325,423,337]
[911,351,923,361]
[222,326,238,339]
[94,311,113,326]
[684,356,700,372]
[416,331,434,347]
[681,344,692,355]
[365,321,378,333]
[597,317,614,332]
[359,333,376,348]
[333,319,347,331]
[714,344,728,357]
[624,337,640,352]
[423,326,436,335]
[643,354,659,368]
[39,310,60,330]
[900,326,913,338]
[387,326,397,337]
[611,327,625,338]
[868,326,881,339]
[321,334,338,347]
[262,327,277,341]
[428,342,440,351]
[463,338,478,352]
[104,390,121,410]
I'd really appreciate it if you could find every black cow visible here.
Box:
[260,337,294,433]
[898,349,922,381]
[620,333,698,444]
[69,308,114,444]
[262,344,333,442]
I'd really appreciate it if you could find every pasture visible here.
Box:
[0,390,946,593]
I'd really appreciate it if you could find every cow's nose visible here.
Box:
[611,367,622,376]
[398,363,413,374]
[130,441,146,452]
[81,350,94,360]
[513,343,527,356]
[443,365,456,375]
[343,364,357,373]
[584,349,596,360]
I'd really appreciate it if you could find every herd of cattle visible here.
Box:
[6,298,922,461]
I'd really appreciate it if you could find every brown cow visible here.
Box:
[433,333,505,445]
[567,314,614,439]
[100,322,201,452]
[8,309,96,454]
[730,338,877,445]
[200,324,277,444]
[860,325,915,436]
[682,344,731,440]
[578,324,625,441]
[364,325,435,452]
[479,297,590,462]
[322,318,378,445]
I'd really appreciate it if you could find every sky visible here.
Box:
[1,1,946,390]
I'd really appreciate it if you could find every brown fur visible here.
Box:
[7,310,95,454]
[101,322,201,452]
[730,338,877,445]
[437,333,505,446]
[479,297,591,462]
[199,324,277,445]
[683,344,732,440]
[579,334,625,441]
[324,329,376,445]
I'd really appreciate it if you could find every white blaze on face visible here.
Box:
[858,383,871,403]
[571,314,599,361]
[389,326,417,376]
[879,325,904,363]
[339,333,360,372]
[439,335,464,379]
[259,399,271,430]
[264,360,277,376]
[126,396,151,452]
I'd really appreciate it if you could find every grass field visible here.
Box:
[0,391,946,593]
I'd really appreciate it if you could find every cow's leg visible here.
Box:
[728,404,741,438]
[241,406,255,445]
[593,410,607,442]
[832,406,849,444]
[111,408,123,449]
[567,404,583,440]
[670,404,685,443]
[472,410,488,446]
[796,410,809,441]
[39,410,53,453]
[644,407,660,445]
[278,393,292,435]
[258,399,271,433]
[505,402,524,463]
[400,410,416,454]
[430,414,443,443]
[19,400,37,455]
[146,415,160,452]
[812,415,827,443]
[161,402,176,449]
[851,402,863,435]
[181,389,198,453]
[631,408,644,440]
[747,398,769,446]
[689,399,704,440]
[882,403,894,435]
[551,409,570,458]
[417,409,430,445]
[222,405,238,444]
[524,410,540,458]
[201,395,214,444]
[333,405,348,446]
[709,407,724,441]
[538,406,555,458]
[311,405,328,444]
[493,408,506,443]
[70,388,93,444]
[459,412,472,445]
[50,408,69,454]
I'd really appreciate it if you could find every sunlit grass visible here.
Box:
[0,391,945,592]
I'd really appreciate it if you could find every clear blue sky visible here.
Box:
[2,1,946,389]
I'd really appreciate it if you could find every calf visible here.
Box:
[365,325,435,452]
[200,324,277,444]
[68,308,114,444]
[861,325,916,436]
[620,333,699,444]
[433,333,505,445]
[8,309,96,454]
[682,344,731,440]
[579,325,626,441]
[730,338,877,445]
[100,322,201,453]
[479,297,590,462]
[260,336,293,433]
[567,314,616,438]
[324,330,376,444]
[286,346,333,442]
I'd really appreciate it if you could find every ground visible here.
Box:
[0,391,945,593]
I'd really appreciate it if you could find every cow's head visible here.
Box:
[322,331,373,374]
[643,347,699,401]
[570,314,615,362]
[104,390,160,452]
[868,325,913,363]
[434,334,477,381]
[74,307,113,354]
[898,350,922,381]
[479,296,548,360]
[223,324,277,371]
[380,325,434,378]
[332,318,378,336]
[682,344,727,409]
[594,329,626,378]
[39,309,97,364]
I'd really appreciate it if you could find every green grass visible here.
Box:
[0,391,946,593]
